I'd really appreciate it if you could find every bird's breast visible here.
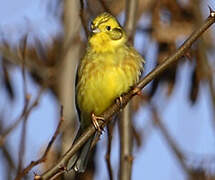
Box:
[77,65,124,115]
[76,49,142,123]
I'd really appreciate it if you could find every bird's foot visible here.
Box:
[91,113,105,133]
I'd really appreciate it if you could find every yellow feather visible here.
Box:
[72,12,144,172]
[76,13,144,126]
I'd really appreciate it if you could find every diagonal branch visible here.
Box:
[38,10,215,180]
[150,105,188,173]
[16,54,29,179]
[0,88,44,147]
[17,106,64,180]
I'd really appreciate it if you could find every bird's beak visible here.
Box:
[92,28,100,34]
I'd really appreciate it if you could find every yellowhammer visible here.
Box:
[71,12,144,172]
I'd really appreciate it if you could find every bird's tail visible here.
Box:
[68,128,95,173]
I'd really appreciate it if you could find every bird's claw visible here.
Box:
[91,113,105,133]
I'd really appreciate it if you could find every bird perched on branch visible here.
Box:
[70,12,144,172]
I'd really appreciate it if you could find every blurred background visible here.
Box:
[0,0,215,179]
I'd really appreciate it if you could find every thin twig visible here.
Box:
[150,105,188,173]
[0,122,16,178]
[0,107,28,147]
[16,47,29,178]
[80,0,89,38]
[14,89,44,180]
[192,1,215,132]
[38,10,215,180]
[0,121,15,174]
[16,106,64,180]
[118,105,133,180]
[106,123,114,180]
[0,76,43,149]
[0,87,44,147]
[124,0,138,41]
[1,144,16,171]
[16,114,28,179]
[119,1,138,179]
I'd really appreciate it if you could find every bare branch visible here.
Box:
[16,54,29,179]
[124,0,138,40]
[38,10,215,179]
[118,1,139,179]
[0,88,44,148]
[118,105,133,180]
[80,0,89,38]
[106,123,115,180]
[16,106,64,179]
[150,105,188,172]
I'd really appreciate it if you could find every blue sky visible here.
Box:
[0,0,215,180]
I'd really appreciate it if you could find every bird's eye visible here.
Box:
[106,26,111,31]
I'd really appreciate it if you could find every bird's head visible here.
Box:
[89,12,127,52]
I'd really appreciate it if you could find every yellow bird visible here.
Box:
[71,12,144,172]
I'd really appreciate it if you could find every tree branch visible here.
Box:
[17,106,64,179]
[150,105,188,173]
[16,56,29,179]
[106,123,114,180]
[119,1,138,179]
[12,106,64,179]
[124,0,138,40]
[37,10,215,180]
[119,105,133,180]
[14,89,45,180]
